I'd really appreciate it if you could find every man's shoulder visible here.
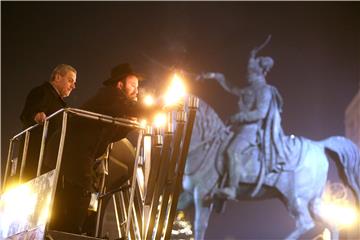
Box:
[29,81,52,93]
[27,82,48,96]
[83,86,126,106]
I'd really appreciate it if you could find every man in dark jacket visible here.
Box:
[19,64,77,182]
[47,63,156,234]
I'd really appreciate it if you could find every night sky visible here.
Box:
[2,2,360,239]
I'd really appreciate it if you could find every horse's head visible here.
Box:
[192,98,227,143]
[185,97,230,176]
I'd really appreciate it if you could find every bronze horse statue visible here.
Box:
[178,97,360,240]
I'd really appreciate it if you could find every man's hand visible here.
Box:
[34,112,46,124]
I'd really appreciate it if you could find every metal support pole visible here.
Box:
[95,144,111,237]
[2,139,15,191]
[164,96,199,240]
[155,109,186,240]
[112,194,122,239]
[145,112,174,240]
[37,120,49,176]
[145,128,163,205]
[126,130,144,239]
[19,131,30,182]
[46,111,68,231]
[143,128,163,239]
[119,190,128,237]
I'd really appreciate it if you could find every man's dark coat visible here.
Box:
[19,81,66,181]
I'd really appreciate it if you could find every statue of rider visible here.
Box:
[197,36,287,199]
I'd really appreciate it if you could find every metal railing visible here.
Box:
[1,96,199,240]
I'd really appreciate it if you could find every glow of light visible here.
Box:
[37,194,51,226]
[143,95,155,106]
[153,113,167,128]
[319,188,359,228]
[139,119,147,128]
[0,183,38,237]
[322,228,331,240]
[1,184,38,219]
[164,73,186,106]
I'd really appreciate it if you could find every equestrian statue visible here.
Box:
[177,36,360,240]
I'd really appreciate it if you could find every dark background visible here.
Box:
[2,2,360,239]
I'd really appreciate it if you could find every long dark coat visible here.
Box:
[19,81,66,181]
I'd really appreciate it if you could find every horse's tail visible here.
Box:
[322,136,360,208]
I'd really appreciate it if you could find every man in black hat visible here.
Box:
[46,63,156,234]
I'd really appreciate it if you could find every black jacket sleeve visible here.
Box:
[20,86,48,127]
[82,87,159,120]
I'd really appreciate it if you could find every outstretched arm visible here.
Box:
[197,72,242,96]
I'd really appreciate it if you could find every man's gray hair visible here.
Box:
[50,64,77,81]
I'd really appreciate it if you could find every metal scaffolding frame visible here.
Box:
[1,96,199,240]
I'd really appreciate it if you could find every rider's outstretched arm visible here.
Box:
[197,72,242,96]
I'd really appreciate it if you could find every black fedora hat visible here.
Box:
[103,63,143,85]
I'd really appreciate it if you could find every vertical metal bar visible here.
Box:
[112,194,122,239]
[123,182,136,240]
[131,192,142,240]
[145,112,174,240]
[119,190,128,238]
[154,110,186,240]
[145,128,163,205]
[19,131,30,182]
[142,127,152,238]
[95,146,111,237]
[2,139,15,191]
[144,132,152,193]
[45,111,68,231]
[126,130,144,238]
[95,174,106,237]
[37,120,49,176]
[164,96,199,240]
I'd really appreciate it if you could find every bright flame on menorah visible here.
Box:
[164,73,186,106]
[153,113,167,128]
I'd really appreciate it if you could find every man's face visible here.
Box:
[54,70,76,97]
[118,75,139,101]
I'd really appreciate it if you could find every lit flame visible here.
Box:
[164,73,186,106]
[143,95,155,106]
[153,113,167,128]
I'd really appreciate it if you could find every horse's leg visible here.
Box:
[310,197,340,240]
[285,197,315,240]
[177,191,193,210]
[194,186,212,240]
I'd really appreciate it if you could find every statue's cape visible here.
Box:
[263,87,307,173]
